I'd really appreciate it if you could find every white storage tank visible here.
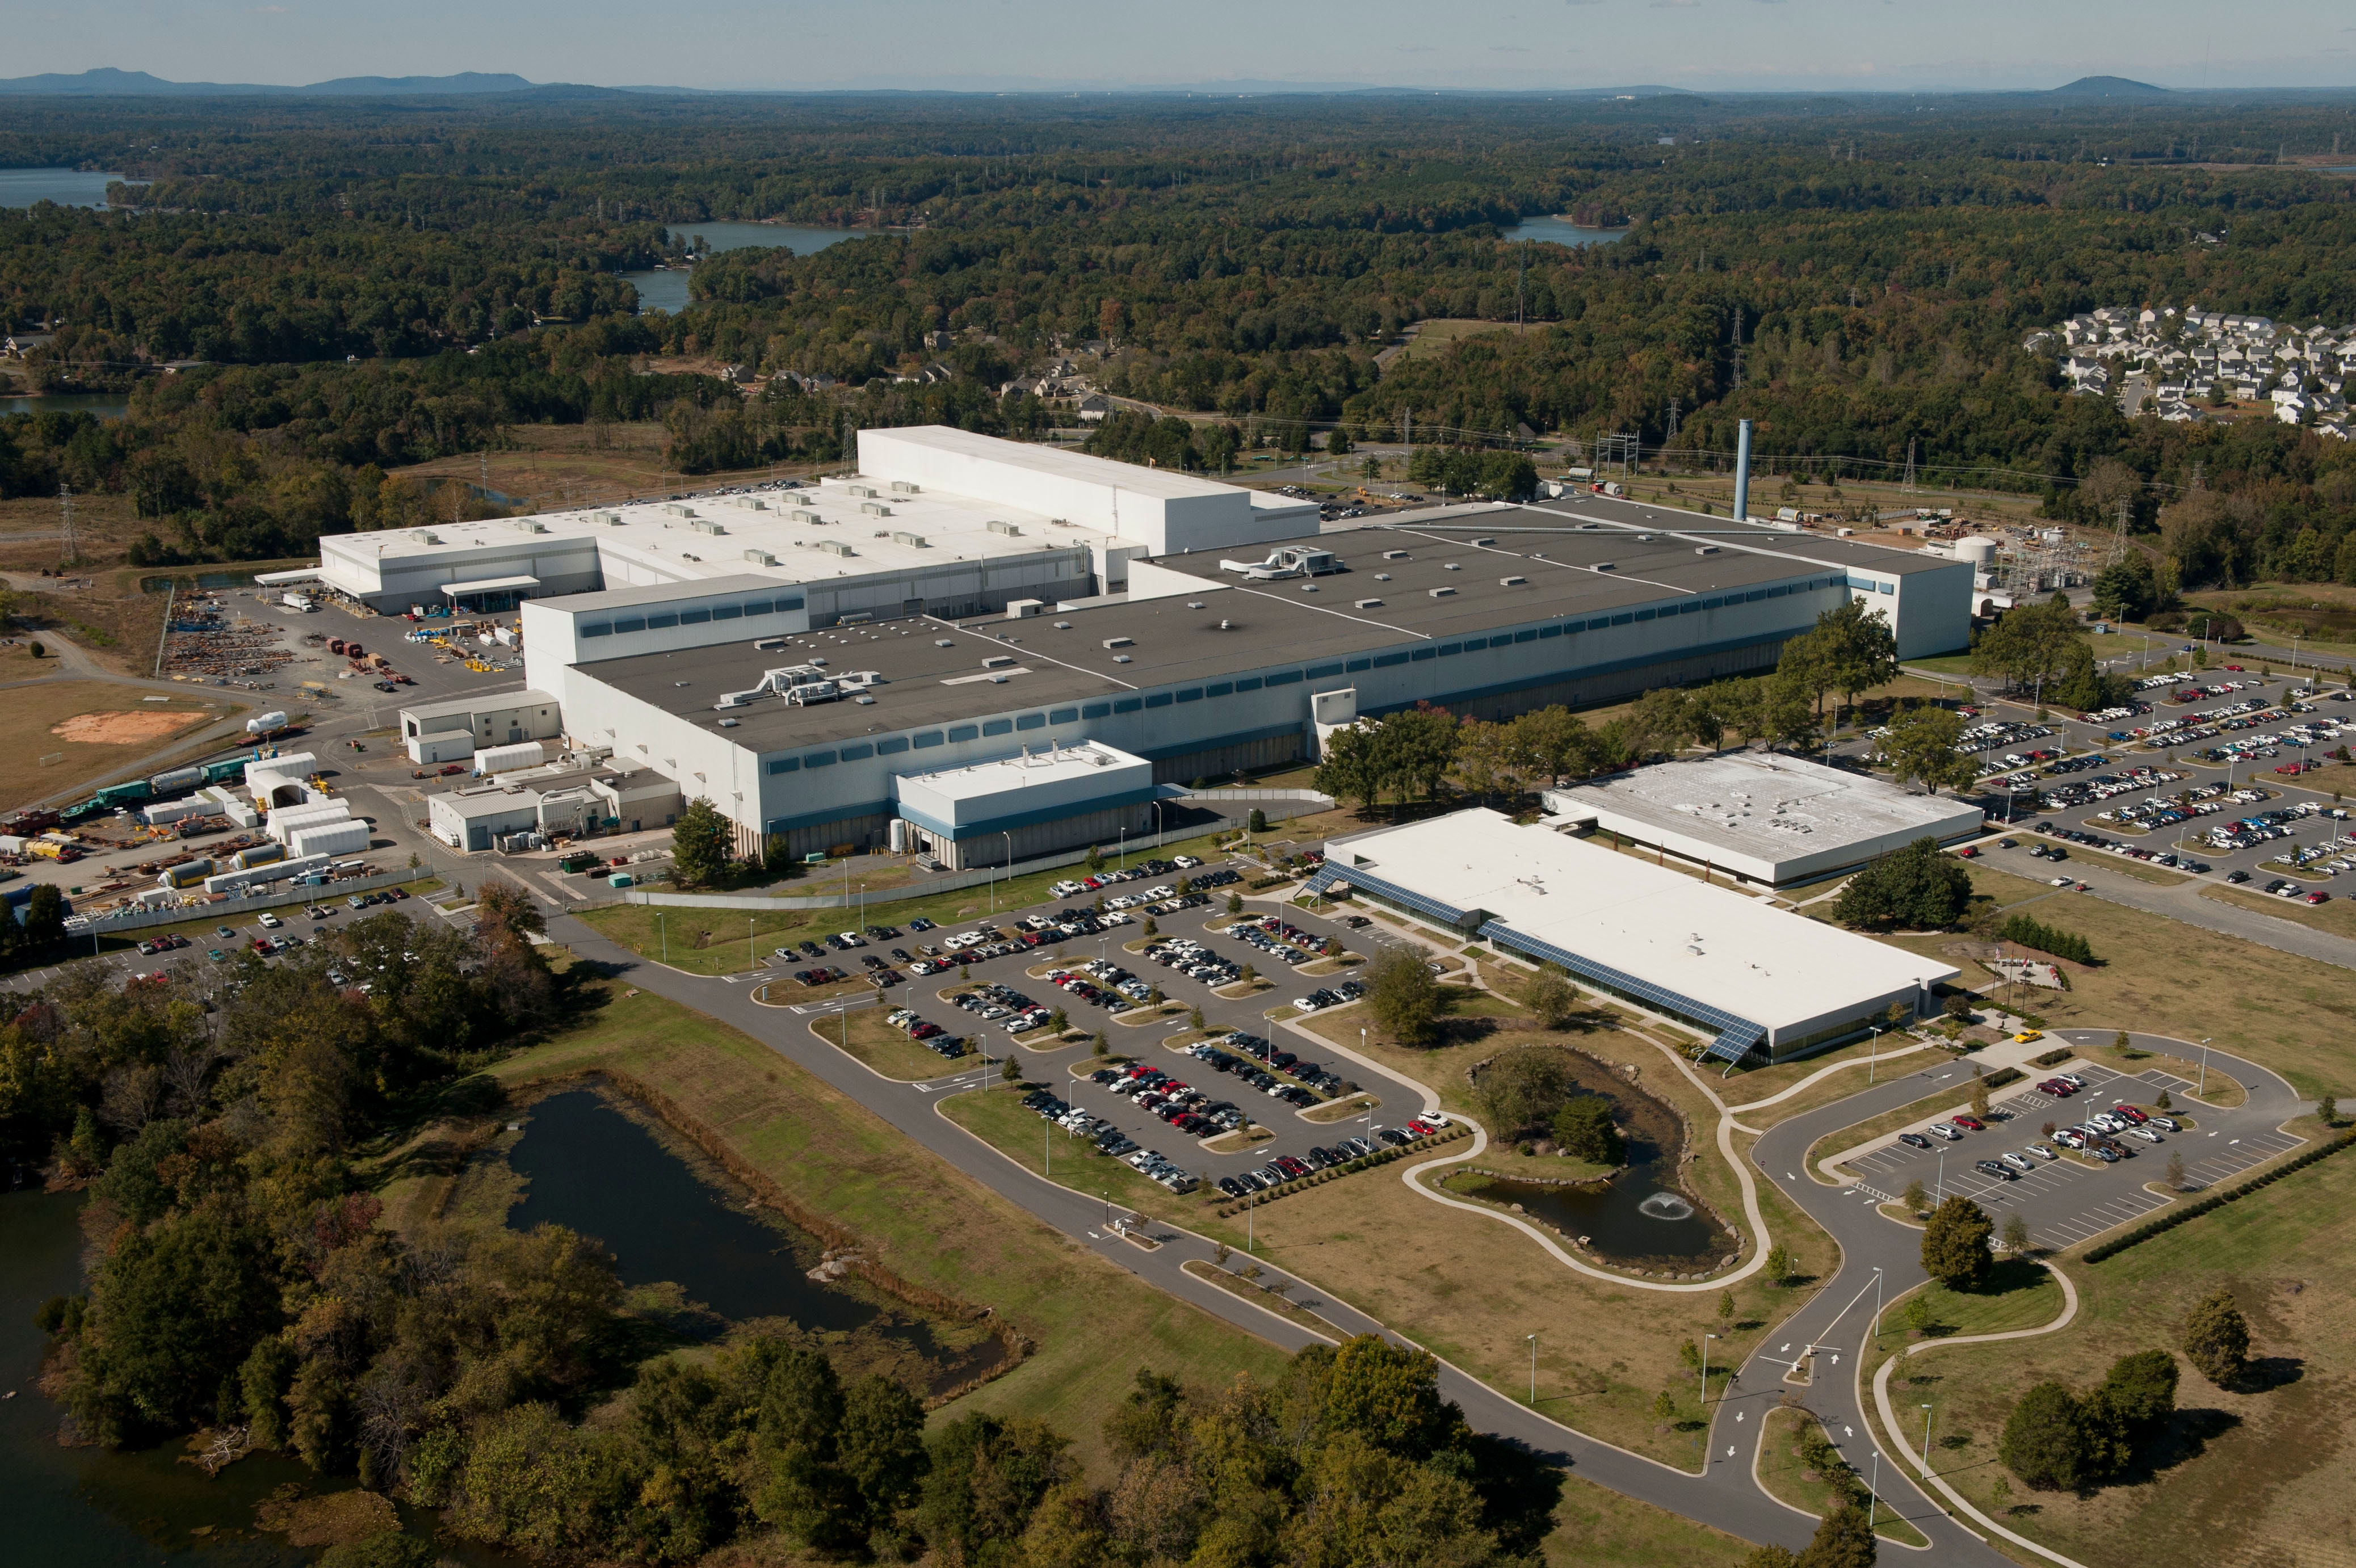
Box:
[474,740,547,776]
[289,819,370,859]
[1957,536,1998,567]
[148,766,203,796]
[246,711,290,738]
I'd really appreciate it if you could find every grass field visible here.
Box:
[2200,881,2356,940]
[476,978,1292,1465]
[802,1005,969,1081]
[1860,1154,2356,1568]
[574,826,1234,976]
[1880,863,2356,1100]
[0,680,244,809]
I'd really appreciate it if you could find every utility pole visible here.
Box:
[1665,397,1681,441]
[1902,438,1918,493]
[1729,307,1744,392]
[58,484,76,567]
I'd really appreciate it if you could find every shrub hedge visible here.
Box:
[2000,914,2098,966]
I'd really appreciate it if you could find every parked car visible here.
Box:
[1897,1132,1933,1150]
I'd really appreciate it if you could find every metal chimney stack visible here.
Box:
[1733,419,1753,523]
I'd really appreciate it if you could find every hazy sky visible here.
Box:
[11,0,2356,94]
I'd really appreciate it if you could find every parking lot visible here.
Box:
[779,852,1434,1195]
[1838,1057,2307,1252]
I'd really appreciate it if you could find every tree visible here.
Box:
[2164,1150,2185,1189]
[1762,663,1822,751]
[1313,722,1383,815]
[1225,892,1243,915]
[1450,716,1521,804]
[1972,599,2082,697]
[1523,968,1578,1028]
[1367,945,1440,1047]
[1835,838,1973,930]
[1653,1389,1677,1426]
[1764,1243,1794,1287]
[1509,704,1595,785]
[1324,424,1352,457]
[2179,1289,2249,1385]
[21,884,65,948]
[2319,1092,2339,1127]
[1474,1046,1569,1136]
[1969,1069,1991,1120]
[2084,1348,2177,1477]
[1811,597,1900,728]
[1375,704,1462,808]
[1797,1502,1877,1568]
[1920,1195,1994,1289]
[670,796,733,888]
[2092,550,2160,622]
[1902,1178,1927,1214]
[2001,1212,2031,1257]
[1717,1289,1735,1325]
[1999,1381,2090,1491]
[1551,1096,1623,1163]
[1878,704,1977,796]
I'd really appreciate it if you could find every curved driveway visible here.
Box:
[541,897,2308,1563]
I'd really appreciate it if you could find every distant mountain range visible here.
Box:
[0,67,569,96]
[2050,75,2169,99]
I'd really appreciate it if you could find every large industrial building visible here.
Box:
[1308,808,1960,1067]
[1543,752,1985,889]
[364,427,1972,861]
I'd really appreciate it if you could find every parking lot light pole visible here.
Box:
[1527,1333,1538,1405]
[2198,1036,2212,1097]
[1921,1404,1935,1472]
[1700,1332,1717,1406]
[1871,1266,1885,1350]
[658,911,667,965]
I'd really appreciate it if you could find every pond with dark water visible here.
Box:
[1448,1053,1731,1269]
[3,393,132,421]
[508,1087,1005,1391]
[1497,216,1625,249]
[0,168,137,209]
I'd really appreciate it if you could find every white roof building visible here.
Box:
[1541,752,1986,887]
[1312,808,1958,1065]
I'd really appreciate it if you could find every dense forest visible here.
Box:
[6,89,2356,578]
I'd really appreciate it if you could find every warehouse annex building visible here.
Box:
[1542,752,1985,889]
[378,427,1970,862]
[1308,808,1960,1068]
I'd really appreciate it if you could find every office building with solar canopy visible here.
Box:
[1309,808,1958,1068]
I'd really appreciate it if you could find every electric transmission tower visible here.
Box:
[1729,307,1744,391]
[1901,438,1918,493]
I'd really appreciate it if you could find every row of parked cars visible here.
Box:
[952,982,1056,1033]
[1226,914,1332,966]
[1020,1085,1202,1192]
[1182,1034,1342,1104]
[1213,1120,1447,1198]
[1292,978,1366,1013]
[1146,937,1241,988]
[881,1007,969,1060]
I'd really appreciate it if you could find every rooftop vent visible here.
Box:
[1470,536,1494,547]
[846,484,877,498]
[1186,600,1205,609]
[1695,545,1719,555]
[1374,573,1392,582]
[986,520,1022,536]
[1102,636,1133,649]
[1113,654,1132,663]
[934,638,956,647]
[859,501,892,517]
[1428,586,1458,598]
[890,530,928,548]
[513,519,548,534]
[1443,563,1462,571]
[791,508,821,525]
[982,655,1017,669]
[1499,575,1526,586]
[1053,620,1072,629]
[1594,562,1616,571]
[662,503,696,518]
[888,480,920,494]
[815,540,855,557]
[739,497,768,510]
[594,511,621,526]
[690,518,726,535]
[1355,598,1385,609]
[744,548,778,566]
[1382,549,1408,560]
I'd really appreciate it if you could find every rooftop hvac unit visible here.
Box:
[888,480,920,494]
[744,548,778,566]
[846,484,877,498]
[740,497,768,510]
[890,531,928,548]
[1499,575,1526,586]
[859,501,891,516]
[1427,586,1457,598]
[690,518,727,535]
[513,519,547,533]
[663,503,697,517]
[595,511,622,525]
[986,519,1021,536]
[815,540,855,557]
[791,508,821,524]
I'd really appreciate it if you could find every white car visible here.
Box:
[258,912,282,928]
[2026,1144,2059,1161]
[1927,1123,1963,1141]
[1049,880,1086,898]
[1999,1151,2035,1173]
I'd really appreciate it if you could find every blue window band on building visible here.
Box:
[1015,713,1046,730]
[579,622,612,637]
[839,742,874,760]
[1372,652,1409,667]
[1439,642,1462,655]
[613,617,646,633]
[876,737,909,755]
[1234,676,1264,691]
[1266,670,1302,686]
[743,600,772,616]
[1050,707,1079,723]
[1082,702,1112,718]
[712,603,741,620]
[913,731,945,749]
[1114,696,1143,712]
[805,751,837,767]
[948,724,979,742]
[982,718,1014,735]
[767,756,799,774]
[1307,663,1343,679]
[1537,625,1560,639]
[646,612,678,629]
[1176,688,1203,703]
[1345,658,1371,672]
[679,607,711,624]
[1205,682,1233,697]
[1463,637,1487,651]
[1412,645,1438,659]
[1144,693,1173,708]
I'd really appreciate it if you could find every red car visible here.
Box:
[1956,845,1980,859]
[1950,1115,1986,1132]
[2224,663,2245,672]
[2306,891,2331,905]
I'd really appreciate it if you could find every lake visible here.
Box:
[0,168,137,209]
[1498,215,1624,249]
[3,393,132,421]
[508,1087,1006,1390]
[624,222,866,314]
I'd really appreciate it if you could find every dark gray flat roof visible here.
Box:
[580,522,1838,753]
[1399,497,1964,578]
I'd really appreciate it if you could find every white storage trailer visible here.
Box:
[473,740,547,776]
[289,819,370,859]
[265,801,351,844]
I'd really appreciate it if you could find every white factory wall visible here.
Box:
[321,531,603,607]
[1843,557,1973,660]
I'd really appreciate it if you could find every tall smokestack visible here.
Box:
[1733,419,1753,523]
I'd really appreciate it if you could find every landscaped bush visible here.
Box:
[1998,914,2098,965]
